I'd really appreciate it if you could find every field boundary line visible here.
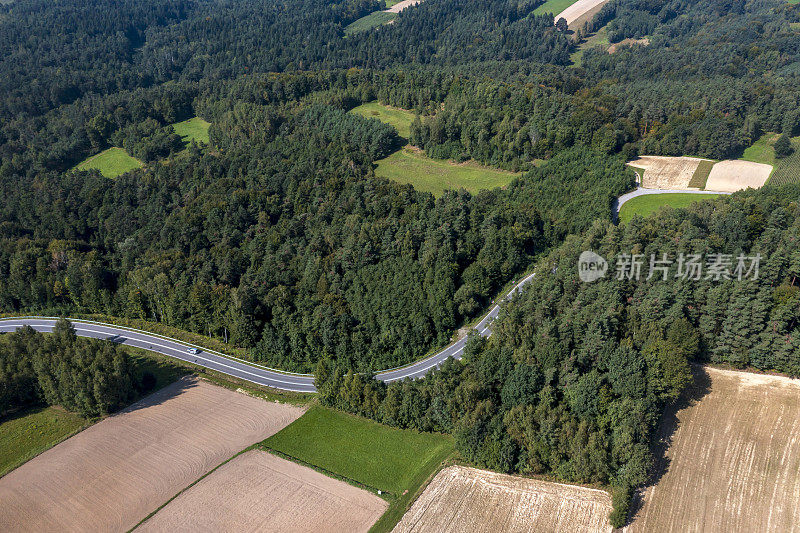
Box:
[259,444,391,498]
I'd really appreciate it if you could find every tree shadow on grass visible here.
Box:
[627,365,712,523]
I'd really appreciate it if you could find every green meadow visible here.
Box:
[619,193,721,223]
[75,147,142,178]
[350,101,416,139]
[262,405,454,532]
[173,116,211,145]
[0,407,87,477]
[374,148,518,197]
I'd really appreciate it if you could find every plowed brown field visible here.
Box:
[0,378,304,532]
[393,465,613,533]
[139,449,388,532]
[627,155,710,189]
[627,367,800,532]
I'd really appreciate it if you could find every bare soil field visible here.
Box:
[627,367,800,532]
[0,378,304,532]
[608,37,650,54]
[627,156,711,189]
[387,0,421,13]
[393,465,613,533]
[556,0,610,26]
[569,2,608,32]
[704,160,773,192]
[139,449,387,532]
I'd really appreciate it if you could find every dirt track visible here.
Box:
[0,378,304,532]
[393,465,613,532]
[627,367,800,532]
[139,450,387,532]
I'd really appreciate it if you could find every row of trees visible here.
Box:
[0,320,139,417]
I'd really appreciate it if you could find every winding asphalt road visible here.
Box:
[0,273,536,393]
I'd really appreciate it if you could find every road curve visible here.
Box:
[0,273,536,393]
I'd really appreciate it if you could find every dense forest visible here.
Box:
[317,183,800,525]
[1,0,799,524]
[0,320,139,417]
[0,80,630,370]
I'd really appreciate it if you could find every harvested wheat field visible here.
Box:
[627,367,800,532]
[393,465,613,533]
[555,0,610,26]
[627,156,711,189]
[704,160,773,192]
[140,449,387,532]
[0,378,304,532]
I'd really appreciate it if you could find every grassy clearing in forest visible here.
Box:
[619,193,721,223]
[172,117,210,145]
[74,147,143,178]
[374,147,518,197]
[741,133,777,165]
[742,133,800,186]
[351,101,416,139]
[570,25,610,64]
[345,10,396,35]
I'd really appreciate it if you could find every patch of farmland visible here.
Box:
[627,155,711,189]
[704,160,772,192]
[0,378,304,532]
[553,0,610,26]
[393,465,613,533]
[608,37,649,54]
[386,0,421,13]
[761,135,800,186]
[345,10,397,34]
[140,449,387,532]
[374,147,519,197]
[627,367,800,532]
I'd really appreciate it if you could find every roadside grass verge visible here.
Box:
[0,407,87,478]
[619,193,721,224]
[345,10,396,35]
[688,159,714,189]
[172,116,210,145]
[261,405,455,531]
[74,147,143,178]
[375,147,519,197]
[351,101,416,139]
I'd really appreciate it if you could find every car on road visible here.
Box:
[186,347,200,355]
